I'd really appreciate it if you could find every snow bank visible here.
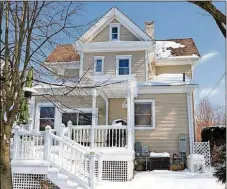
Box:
[156,41,185,59]
[150,152,170,157]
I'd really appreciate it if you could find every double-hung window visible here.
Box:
[94,56,104,75]
[39,106,55,131]
[109,23,120,41]
[116,55,131,75]
[135,100,155,129]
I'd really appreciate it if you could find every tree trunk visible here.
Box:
[0,125,13,189]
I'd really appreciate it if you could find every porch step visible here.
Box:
[47,167,78,189]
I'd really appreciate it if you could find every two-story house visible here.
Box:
[12,7,200,189]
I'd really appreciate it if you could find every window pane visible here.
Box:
[62,113,77,126]
[119,68,129,75]
[78,113,92,125]
[40,119,54,131]
[135,104,151,114]
[96,59,102,73]
[40,107,55,118]
[119,59,129,67]
[112,27,118,33]
[64,69,79,78]
[112,34,118,40]
[135,115,151,126]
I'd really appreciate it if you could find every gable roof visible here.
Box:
[45,44,80,62]
[77,7,152,42]
[156,38,200,59]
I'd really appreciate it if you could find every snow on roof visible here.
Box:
[139,74,192,86]
[156,38,200,59]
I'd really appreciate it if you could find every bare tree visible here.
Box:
[0,2,99,188]
[188,1,226,38]
[195,98,226,141]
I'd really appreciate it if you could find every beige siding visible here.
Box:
[83,51,146,82]
[155,65,192,78]
[135,94,189,155]
[35,95,106,125]
[108,98,127,124]
[91,19,140,42]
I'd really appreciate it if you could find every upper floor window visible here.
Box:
[109,23,120,41]
[94,56,104,75]
[116,55,131,75]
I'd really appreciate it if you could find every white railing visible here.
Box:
[67,123,127,148]
[12,125,103,189]
[12,129,45,160]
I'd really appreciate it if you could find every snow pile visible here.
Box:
[187,154,205,161]
[156,41,185,59]
[139,73,192,86]
[97,170,223,189]
[150,152,170,157]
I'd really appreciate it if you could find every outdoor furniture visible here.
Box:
[149,152,170,171]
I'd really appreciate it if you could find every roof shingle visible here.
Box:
[45,44,80,62]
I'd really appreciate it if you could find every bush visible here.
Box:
[213,144,226,184]
[201,126,226,166]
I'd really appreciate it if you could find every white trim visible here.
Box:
[78,41,153,53]
[155,57,200,66]
[134,99,156,129]
[79,51,84,77]
[35,102,60,131]
[94,56,105,75]
[43,61,80,65]
[109,23,120,41]
[187,92,194,154]
[76,7,151,43]
[116,55,132,75]
[145,50,148,82]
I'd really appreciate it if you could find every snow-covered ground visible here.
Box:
[97,170,224,189]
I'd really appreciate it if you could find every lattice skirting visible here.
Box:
[102,161,129,182]
[193,141,211,169]
[12,173,59,189]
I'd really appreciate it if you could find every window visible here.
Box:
[116,55,131,75]
[134,100,155,129]
[94,56,104,75]
[62,111,92,126]
[109,23,120,41]
[64,69,79,81]
[39,107,55,131]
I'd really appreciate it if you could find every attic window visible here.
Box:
[109,23,120,41]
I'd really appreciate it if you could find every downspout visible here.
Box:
[187,91,194,154]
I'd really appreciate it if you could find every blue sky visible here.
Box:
[70,2,226,108]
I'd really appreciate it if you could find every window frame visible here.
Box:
[109,23,120,41]
[35,103,57,131]
[61,108,98,126]
[134,99,156,130]
[94,56,105,75]
[116,55,132,75]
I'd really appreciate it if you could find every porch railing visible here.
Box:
[67,122,128,148]
[12,125,103,189]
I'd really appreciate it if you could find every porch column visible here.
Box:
[127,96,131,149]
[91,88,97,149]
[130,92,135,150]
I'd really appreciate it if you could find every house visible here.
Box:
[11,7,200,189]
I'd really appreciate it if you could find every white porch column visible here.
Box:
[127,96,132,149]
[28,96,35,130]
[91,88,97,149]
[130,92,135,150]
